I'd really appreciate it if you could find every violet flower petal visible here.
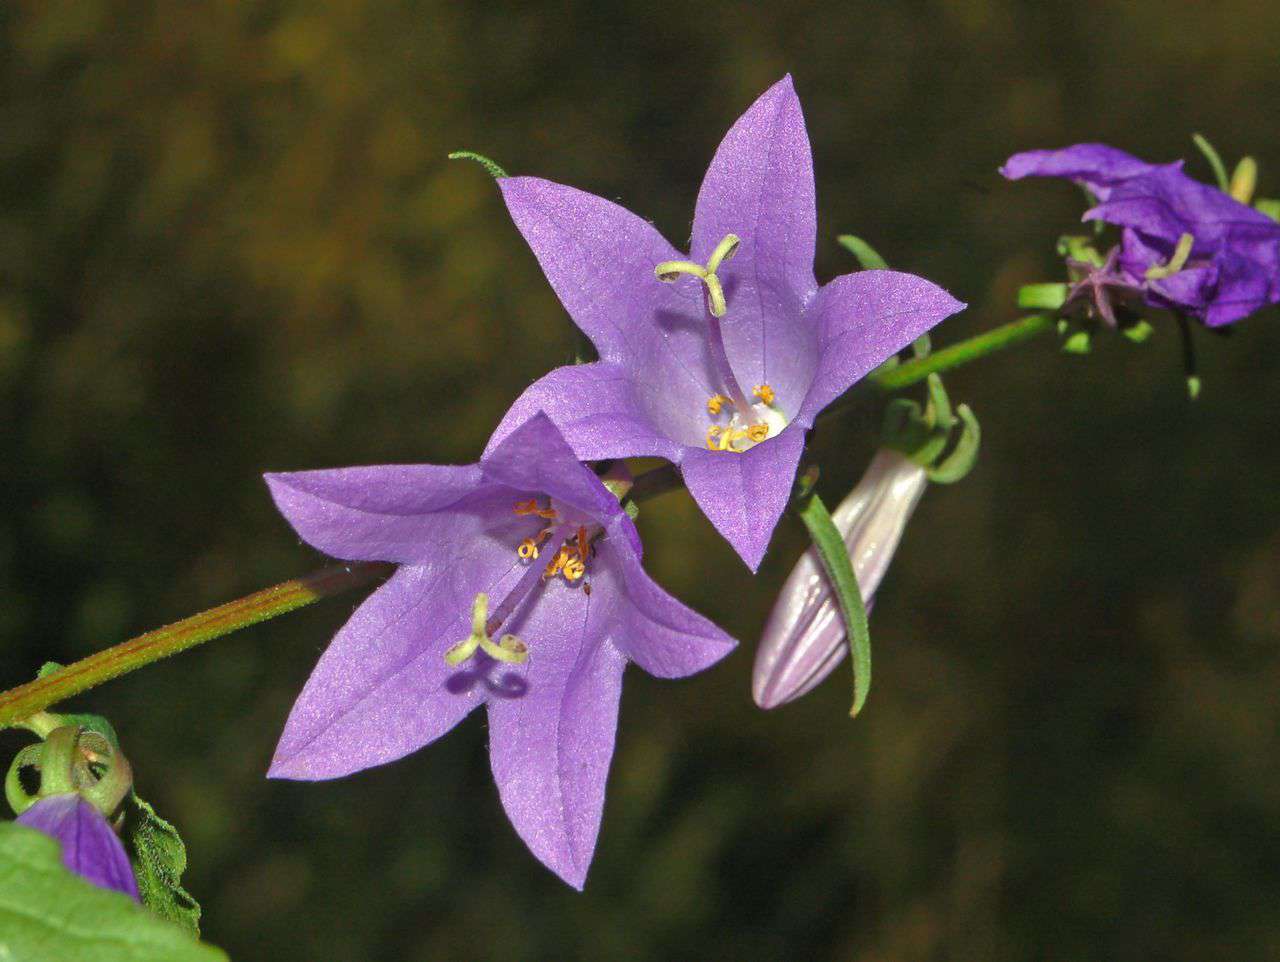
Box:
[16,794,140,900]
[1000,143,1168,199]
[593,537,737,678]
[691,74,819,392]
[485,579,625,891]
[269,562,506,779]
[798,270,967,425]
[483,361,686,463]
[264,462,491,565]
[498,176,715,428]
[680,423,807,573]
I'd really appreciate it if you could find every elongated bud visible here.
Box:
[753,450,927,709]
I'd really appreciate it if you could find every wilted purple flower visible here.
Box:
[1003,144,1280,326]
[265,413,735,889]
[753,449,926,709]
[16,793,140,899]
[487,76,963,570]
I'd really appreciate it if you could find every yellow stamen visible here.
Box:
[513,499,539,515]
[517,539,539,560]
[706,425,723,450]
[707,393,731,416]
[563,557,586,581]
[746,424,769,443]
[753,384,776,406]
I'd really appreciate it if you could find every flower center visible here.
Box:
[655,233,790,454]
[444,499,598,668]
[704,384,787,453]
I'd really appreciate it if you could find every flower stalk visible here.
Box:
[870,312,1055,391]
[0,562,393,729]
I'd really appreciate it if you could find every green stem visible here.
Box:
[0,562,393,728]
[871,313,1054,392]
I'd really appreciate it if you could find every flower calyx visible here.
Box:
[5,724,133,821]
[881,361,980,485]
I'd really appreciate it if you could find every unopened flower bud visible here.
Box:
[7,725,139,899]
[753,450,927,709]
[16,794,140,899]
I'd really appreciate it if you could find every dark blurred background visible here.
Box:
[3,1,1279,959]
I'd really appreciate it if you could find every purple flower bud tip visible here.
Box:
[753,450,927,710]
[16,793,140,900]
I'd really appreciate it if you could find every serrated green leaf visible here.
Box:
[0,822,226,961]
[124,794,202,937]
[795,492,872,717]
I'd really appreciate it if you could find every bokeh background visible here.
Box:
[3,1,1280,958]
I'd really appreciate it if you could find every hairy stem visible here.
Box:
[0,562,393,728]
[871,313,1054,391]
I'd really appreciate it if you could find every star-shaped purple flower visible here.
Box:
[16,793,140,900]
[265,414,735,889]
[1003,143,1280,326]
[486,76,964,570]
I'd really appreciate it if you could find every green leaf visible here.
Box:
[124,794,202,937]
[795,492,872,717]
[0,822,226,961]
[836,234,889,270]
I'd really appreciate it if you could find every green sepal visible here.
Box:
[836,234,889,270]
[1062,331,1091,354]
[1121,319,1154,343]
[1017,283,1068,310]
[0,822,226,961]
[447,150,508,179]
[1192,133,1230,192]
[925,404,981,484]
[1057,235,1104,267]
[794,492,871,717]
[123,793,202,937]
[1256,198,1280,222]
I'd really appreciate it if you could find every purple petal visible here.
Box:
[592,537,737,678]
[498,176,715,422]
[480,412,631,538]
[483,362,687,463]
[1000,143,1167,200]
[264,463,498,565]
[680,423,807,572]
[484,582,626,889]
[798,270,965,424]
[269,560,519,780]
[691,76,820,393]
[17,794,140,900]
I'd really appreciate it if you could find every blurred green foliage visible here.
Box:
[2,1,1279,958]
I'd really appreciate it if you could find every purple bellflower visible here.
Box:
[16,793,140,900]
[1003,144,1280,327]
[487,76,964,571]
[265,413,736,889]
[753,449,927,709]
